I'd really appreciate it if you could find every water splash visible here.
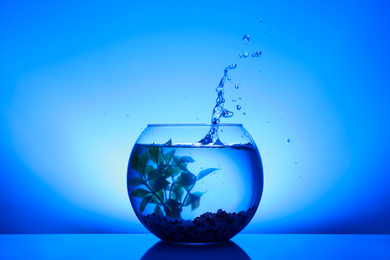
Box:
[199,64,237,145]
[199,33,263,145]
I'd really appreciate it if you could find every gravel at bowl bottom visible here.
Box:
[138,206,257,243]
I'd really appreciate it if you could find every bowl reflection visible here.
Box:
[141,240,250,260]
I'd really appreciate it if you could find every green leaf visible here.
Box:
[173,156,194,172]
[175,172,196,190]
[154,204,164,215]
[144,165,155,178]
[149,177,170,191]
[138,151,150,174]
[148,146,160,164]
[183,192,203,211]
[130,147,143,171]
[196,168,220,181]
[155,189,165,202]
[128,177,144,187]
[129,153,138,171]
[149,195,161,204]
[131,188,150,198]
[165,139,172,146]
[164,199,182,218]
[148,169,161,180]
[171,187,184,202]
[140,195,153,212]
[169,165,182,178]
[149,146,165,165]
[180,156,195,164]
[162,166,176,178]
[164,149,175,164]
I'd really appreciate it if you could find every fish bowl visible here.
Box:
[127,124,263,243]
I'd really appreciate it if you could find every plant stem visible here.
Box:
[143,181,165,206]
[179,182,196,210]
[169,177,174,200]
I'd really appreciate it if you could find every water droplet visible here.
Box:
[264,30,267,34]
[232,99,236,102]
[126,114,129,116]
[267,121,269,124]
[243,112,246,115]
[239,54,243,58]
[295,162,298,165]
[239,97,242,100]
[243,34,250,44]
[243,52,249,58]
[223,109,234,118]
[259,19,263,22]
[251,51,262,57]
[234,84,239,89]
[227,76,231,81]
[236,105,242,110]
[287,139,291,143]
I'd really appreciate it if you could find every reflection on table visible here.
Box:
[142,240,250,260]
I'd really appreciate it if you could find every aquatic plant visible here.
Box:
[128,139,219,218]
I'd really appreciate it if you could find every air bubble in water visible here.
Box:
[236,105,241,110]
[227,76,231,81]
[234,84,239,89]
[243,52,249,58]
[243,34,250,44]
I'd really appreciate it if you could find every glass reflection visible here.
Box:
[141,240,250,260]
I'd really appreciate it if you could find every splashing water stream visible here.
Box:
[199,64,237,145]
[199,35,262,145]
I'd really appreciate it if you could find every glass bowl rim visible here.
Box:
[147,123,243,127]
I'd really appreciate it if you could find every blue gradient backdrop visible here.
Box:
[1,0,389,234]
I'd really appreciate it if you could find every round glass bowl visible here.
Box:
[127,124,263,243]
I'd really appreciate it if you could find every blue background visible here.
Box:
[1,0,389,234]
